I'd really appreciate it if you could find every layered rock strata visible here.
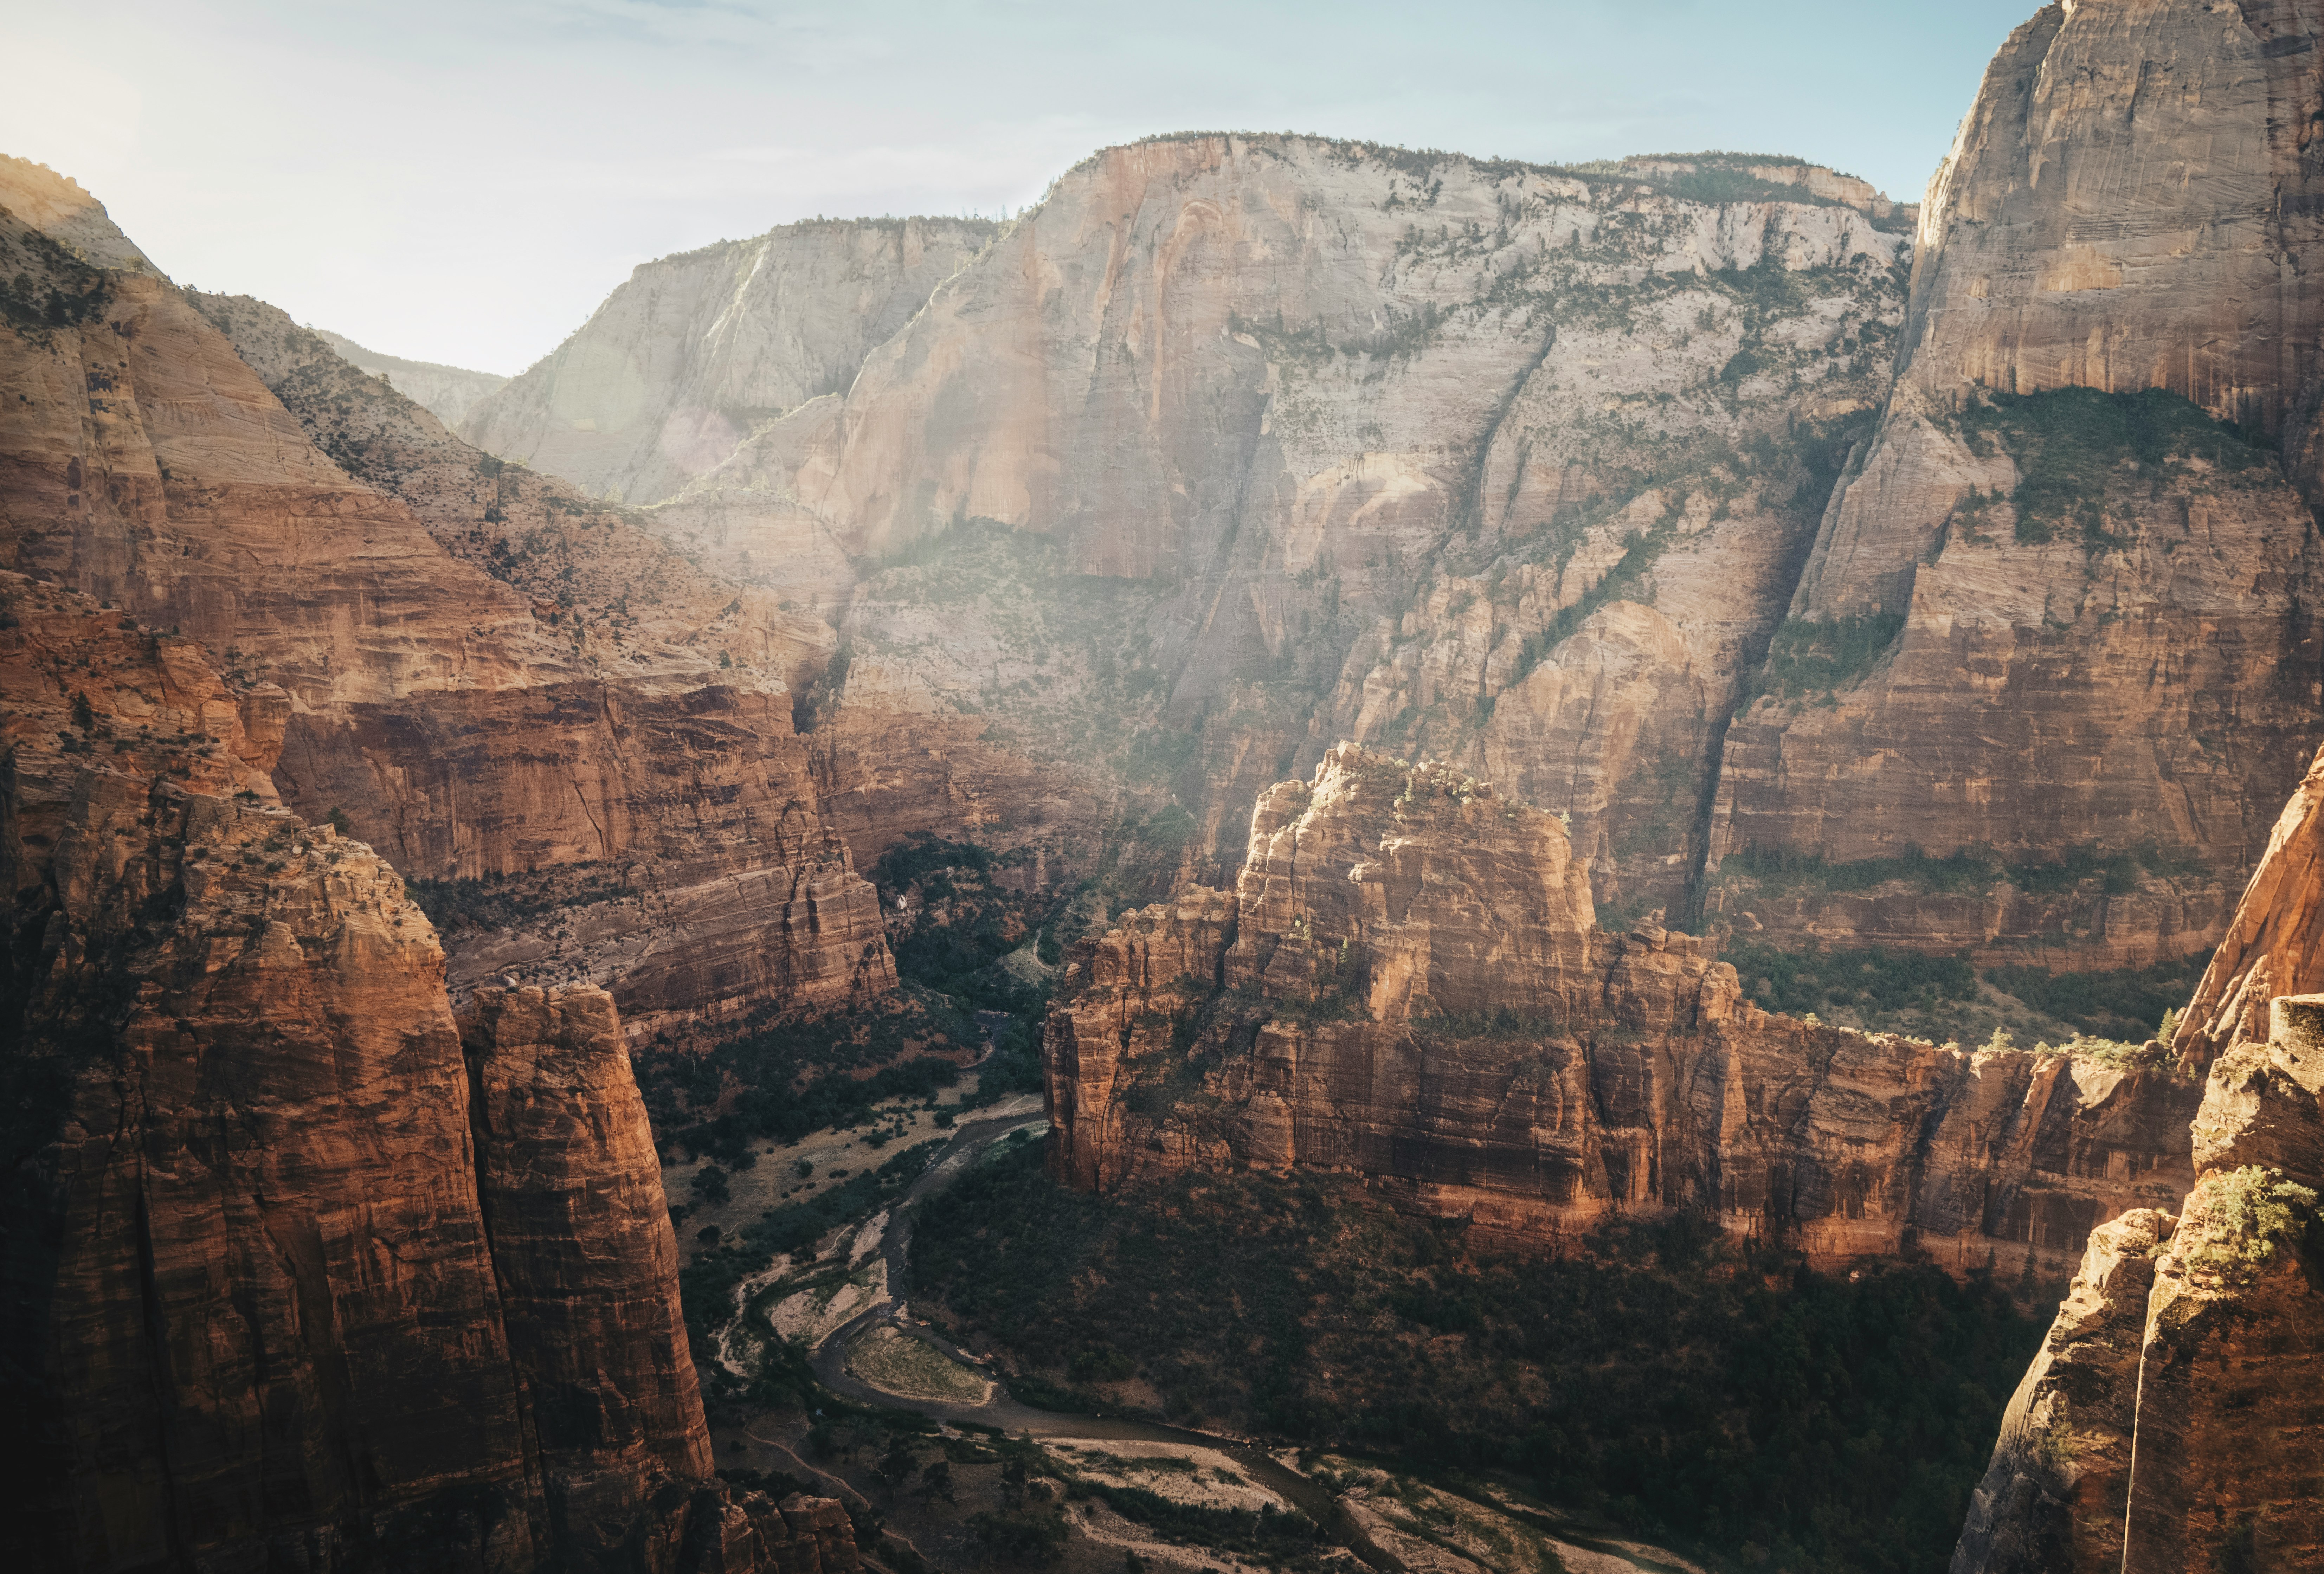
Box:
[621,134,1915,910]
[1705,0,2324,963]
[1046,746,2199,1270]
[0,578,829,1571]
[1953,994,2324,1572]
[2170,739,2324,1063]
[459,217,998,505]
[0,153,916,1039]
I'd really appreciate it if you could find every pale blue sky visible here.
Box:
[2,0,2039,374]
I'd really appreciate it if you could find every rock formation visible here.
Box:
[1046,745,2200,1270]
[0,150,934,1041]
[1706,0,2324,965]
[1952,992,2324,1574]
[580,107,2324,965]
[459,217,999,505]
[316,327,509,426]
[2170,739,2324,1064]
[0,574,852,1571]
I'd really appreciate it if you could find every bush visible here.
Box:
[967,1509,1068,1567]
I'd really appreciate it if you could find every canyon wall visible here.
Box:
[614,105,2322,967]
[316,328,508,426]
[0,150,940,1042]
[1955,729,2324,1572]
[459,217,999,505]
[1044,746,2200,1272]
[0,574,854,1571]
[643,133,1918,915]
[1706,0,2324,965]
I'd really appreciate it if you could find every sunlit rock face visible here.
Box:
[1704,0,2324,963]
[459,217,1000,506]
[1045,745,2200,1271]
[649,132,1915,917]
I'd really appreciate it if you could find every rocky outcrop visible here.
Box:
[459,217,998,505]
[1954,994,2324,1573]
[317,327,509,426]
[1704,0,2324,964]
[0,579,809,1572]
[1948,1207,2172,1574]
[460,985,713,1565]
[1047,745,2200,1269]
[2170,739,2324,1064]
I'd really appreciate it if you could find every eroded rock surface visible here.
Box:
[0,579,816,1571]
[1047,746,2199,1269]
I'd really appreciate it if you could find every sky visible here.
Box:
[2,0,2037,376]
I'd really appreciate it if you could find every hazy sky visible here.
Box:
[4,0,2037,376]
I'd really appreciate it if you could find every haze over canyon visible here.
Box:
[9,2,2324,1572]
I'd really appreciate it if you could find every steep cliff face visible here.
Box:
[1901,0,2324,442]
[0,579,828,1572]
[639,134,1912,913]
[316,328,509,426]
[1955,995,2324,1573]
[2170,739,2324,1062]
[459,217,998,505]
[1706,0,2324,964]
[460,985,714,1566]
[1046,745,2199,1269]
[0,151,915,1042]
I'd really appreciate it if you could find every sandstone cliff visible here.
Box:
[0,147,921,1041]
[459,217,998,505]
[316,327,509,426]
[1046,746,2199,1270]
[632,133,1914,917]
[1706,0,2324,967]
[0,577,849,1572]
[1953,993,2324,1573]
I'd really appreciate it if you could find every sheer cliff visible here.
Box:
[605,108,2324,980]
[0,153,916,1041]
[0,575,864,1572]
[459,217,999,505]
[1707,0,2324,968]
[633,134,1918,920]
[1044,745,2200,1273]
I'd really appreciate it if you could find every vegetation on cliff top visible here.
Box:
[914,1146,2041,1574]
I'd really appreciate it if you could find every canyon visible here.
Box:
[6,0,2324,1568]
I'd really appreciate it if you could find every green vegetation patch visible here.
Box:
[1746,611,1905,703]
[1720,840,2202,900]
[1953,386,2277,547]
[913,1146,2041,1574]
[1724,939,1977,1019]
[2178,1166,2319,1277]
[1983,953,2208,1041]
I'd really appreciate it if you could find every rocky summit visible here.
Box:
[11,0,2324,1568]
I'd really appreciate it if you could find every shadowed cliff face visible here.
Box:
[1045,745,2201,1271]
[0,577,857,1572]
